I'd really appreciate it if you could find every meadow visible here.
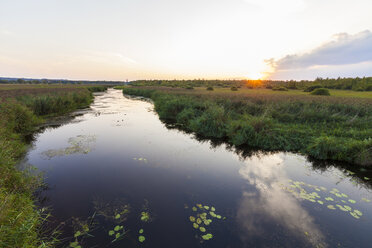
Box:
[0,84,106,248]
[121,85,372,166]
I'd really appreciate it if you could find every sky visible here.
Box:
[0,0,371,81]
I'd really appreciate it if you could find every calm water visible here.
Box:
[23,89,372,248]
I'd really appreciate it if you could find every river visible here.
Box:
[23,89,372,248]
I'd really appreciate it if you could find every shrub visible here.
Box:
[190,105,227,138]
[226,119,255,145]
[185,86,194,90]
[206,86,214,91]
[230,86,238,91]
[310,88,330,96]
[304,85,322,92]
[272,87,288,91]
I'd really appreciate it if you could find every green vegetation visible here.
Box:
[272,86,288,91]
[310,88,331,96]
[130,76,372,91]
[0,85,106,248]
[122,86,372,166]
[206,86,214,91]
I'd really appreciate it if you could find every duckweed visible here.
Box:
[138,235,146,243]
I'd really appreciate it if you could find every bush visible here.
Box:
[226,119,255,145]
[206,86,214,91]
[230,86,238,91]
[310,88,330,96]
[185,86,194,90]
[272,87,288,91]
[304,85,322,92]
[190,105,227,138]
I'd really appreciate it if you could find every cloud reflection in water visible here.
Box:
[237,154,326,247]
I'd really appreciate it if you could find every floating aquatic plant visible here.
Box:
[133,157,148,163]
[42,135,96,159]
[141,212,150,222]
[188,203,225,241]
[282,180,365,219]
[202,233,213,240]
[139,235,146,242]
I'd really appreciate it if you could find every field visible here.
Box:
[121,85,372,166]
[0,84,106,248]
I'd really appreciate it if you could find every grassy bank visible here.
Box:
[122,86,372,166]
[0,85,106,247]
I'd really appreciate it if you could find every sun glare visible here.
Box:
[246,71,265,80]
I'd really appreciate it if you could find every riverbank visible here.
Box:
[0,85,106,247]
[121,86,372,166]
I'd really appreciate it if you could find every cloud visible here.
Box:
[267,30,372,79]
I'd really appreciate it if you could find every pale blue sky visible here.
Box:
[0,0,371,80]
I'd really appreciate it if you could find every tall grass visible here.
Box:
[122,87,372,166]
[0,87,97,247]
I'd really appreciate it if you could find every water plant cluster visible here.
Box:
[281,180,369,219]
[133,157,148,163]
[42,135,96,159]
[188,203,225,241]
[121,87,372,166]
[0,85,106,247]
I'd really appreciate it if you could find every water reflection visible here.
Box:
[238,154,326,247]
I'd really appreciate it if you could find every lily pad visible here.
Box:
[141,212,150,222]
[193,223,199,229]
[139,229,144,234]
[354,210,363,216]
[202,233,213,240]
[189,216,196,222]
[138,235,146,242]
[200,227,206,232]
[114,225,120,231]
[350,212,360,219]
[108,230,115,236]
[327,205,336,210]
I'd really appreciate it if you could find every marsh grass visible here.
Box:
[122,86,372,166]
[0,85,104,247]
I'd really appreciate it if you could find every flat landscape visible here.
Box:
[1,0,372,247]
